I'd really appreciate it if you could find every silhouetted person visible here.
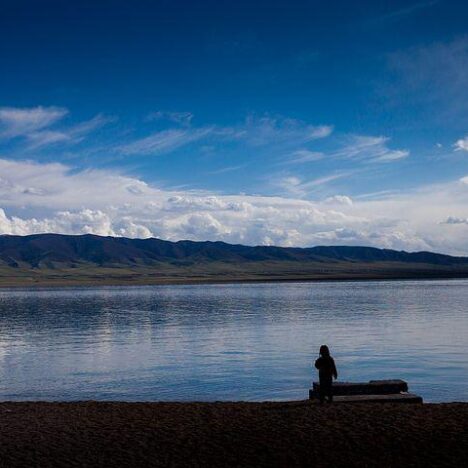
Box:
[314,345,338,403]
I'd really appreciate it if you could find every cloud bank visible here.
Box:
[1,158,468,255]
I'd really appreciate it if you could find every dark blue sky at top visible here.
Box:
[2,0,464,122]
[0,0,467,197]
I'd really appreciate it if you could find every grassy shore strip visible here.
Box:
[0,401,466,467]
[1,271,468,288]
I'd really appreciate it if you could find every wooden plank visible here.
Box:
[331,393,423,404]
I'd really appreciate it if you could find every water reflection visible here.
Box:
[0,280,467,402]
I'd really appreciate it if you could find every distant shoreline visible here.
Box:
[3,233,468,288]
[1,271,468,288]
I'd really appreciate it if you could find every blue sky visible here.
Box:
[0,0,468,253]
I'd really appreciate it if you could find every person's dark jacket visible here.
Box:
[314,356,338,381]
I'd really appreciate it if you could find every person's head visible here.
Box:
[319,345,330,357]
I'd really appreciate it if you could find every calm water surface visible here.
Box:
[0,280,466,402]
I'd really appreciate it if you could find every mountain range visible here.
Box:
[1,233,468,286]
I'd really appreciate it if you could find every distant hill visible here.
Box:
[1,233,468,286]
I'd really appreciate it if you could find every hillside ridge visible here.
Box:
[1,233,467,269]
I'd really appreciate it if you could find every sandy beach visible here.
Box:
[0,401,466,467]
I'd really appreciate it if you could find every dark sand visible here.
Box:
[0,401,466,467]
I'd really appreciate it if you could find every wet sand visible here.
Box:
[0,401,466,467]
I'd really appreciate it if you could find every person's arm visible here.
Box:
[314,358,321,369]
[332,358,338,379]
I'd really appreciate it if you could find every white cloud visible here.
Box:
[309,125,334,139]
[115,115,333,157]
[442,216,468,225]
[2,158,468,254]
[0,106,113,149]
[27,114,114,149]
[272,172,354,198]
[146,111,194,126]
[284,150,324,164]
[208,164,247,175]
[454,136,468,152]
[0,106,68,138]
[274,176,304,197]
[335,135,409,163]
[376,149,409,162]
[26,130,72,147]
[238,115,333,147]
[117,127,214,155]
[324,195,353,206]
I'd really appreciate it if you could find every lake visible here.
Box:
[0,280,466,402]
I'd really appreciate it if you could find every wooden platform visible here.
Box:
[309,379,423,403]
[332,393,423,404]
